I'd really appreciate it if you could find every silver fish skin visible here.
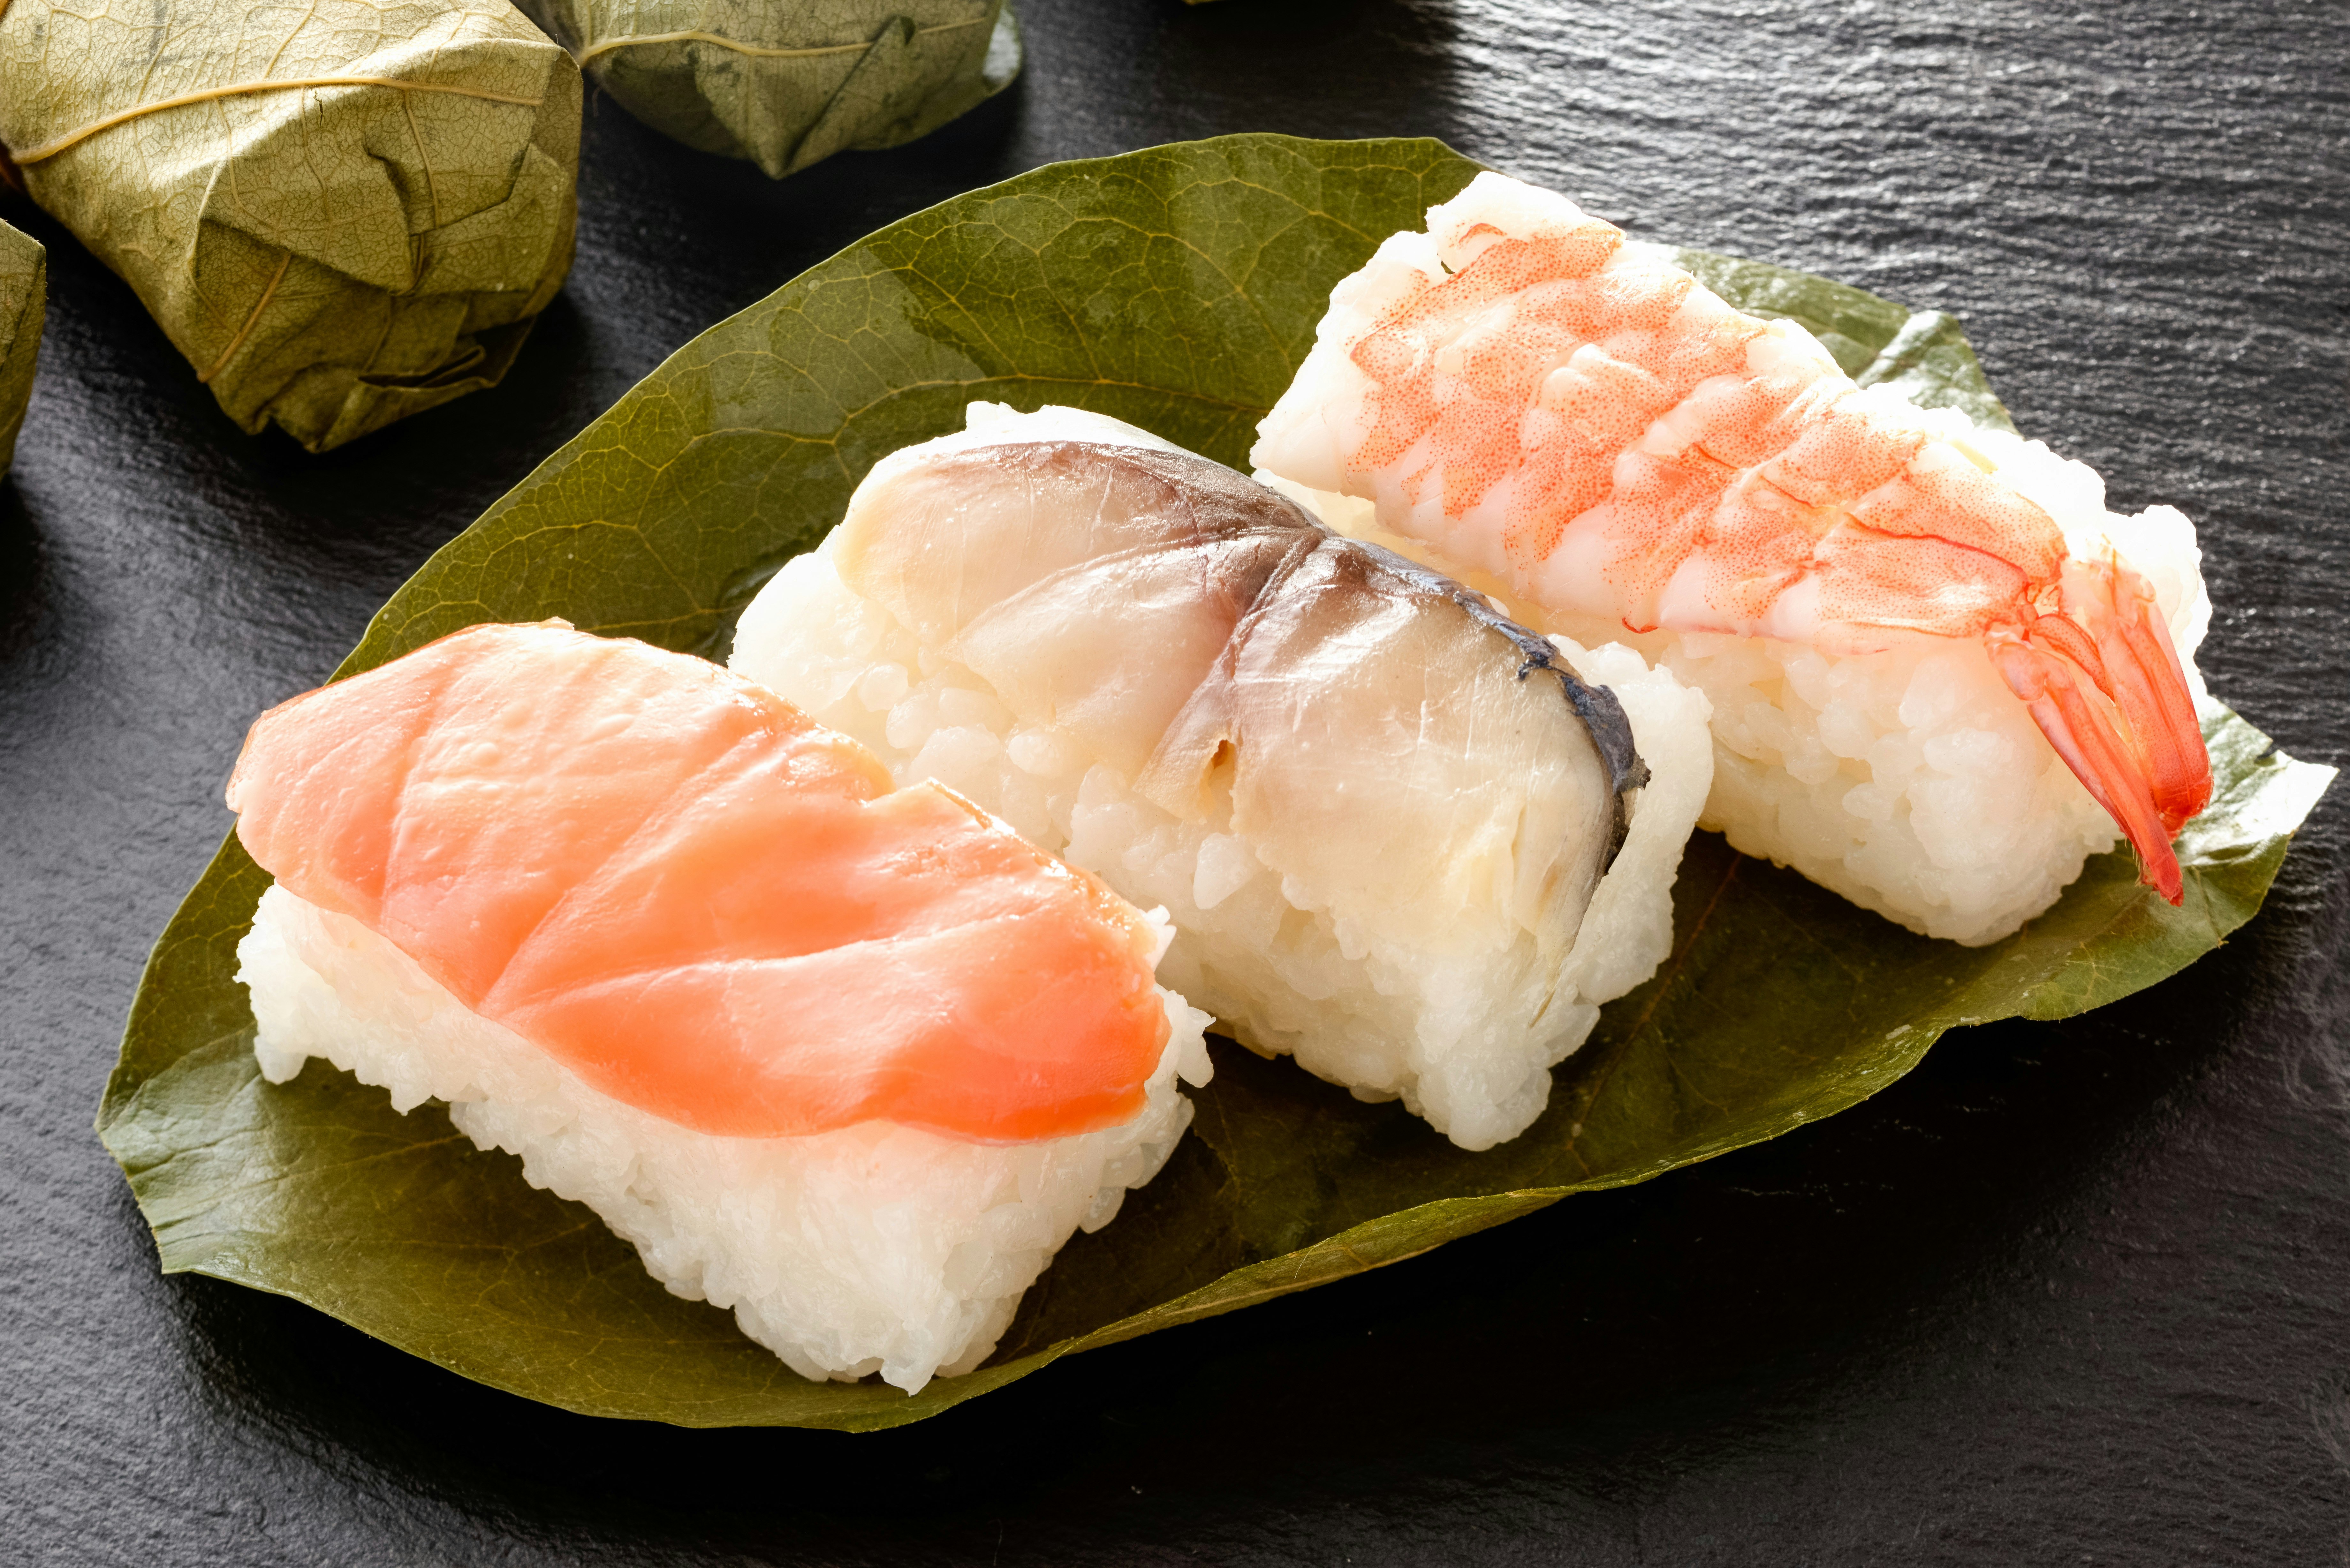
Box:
[831,433,1645,970]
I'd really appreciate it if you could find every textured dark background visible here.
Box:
[4,0,2346,1561]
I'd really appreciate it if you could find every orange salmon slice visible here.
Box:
[226,621,1172,1143]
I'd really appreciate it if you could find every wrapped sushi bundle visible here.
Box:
[0,219,42,482]
[732,405,1714,1152]
[230,621,1211,1392]
[515,0,1020,179]
[1254,172,2214,945]
[0,0,579,451]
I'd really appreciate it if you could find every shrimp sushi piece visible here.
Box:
[229,621,1211,1392]
[1252,171,2215,945]
[730,404,1714,1152]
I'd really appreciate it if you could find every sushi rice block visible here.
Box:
[1253,171,2213,946]
[732,404,1713,1153]
[231,621,1212,1393]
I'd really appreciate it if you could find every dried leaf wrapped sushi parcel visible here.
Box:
[0,0,580,451]
[513,0,1019,179]
[0,218,42,481]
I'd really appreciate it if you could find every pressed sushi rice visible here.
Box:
[1264,476,2210,946]
[241,883,1212,1393]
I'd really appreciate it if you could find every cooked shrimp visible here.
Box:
[1256,172,2211,906]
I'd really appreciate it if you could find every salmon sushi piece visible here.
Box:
[230,620,1211,1392]
[730,403,1715,1153]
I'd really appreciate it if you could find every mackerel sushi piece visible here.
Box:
[230,620,1211,1392]
[732,404,1714,1152]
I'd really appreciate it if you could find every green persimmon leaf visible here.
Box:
[0,218,42,480]
[0,0,580,452]
[102,135,2334,1432]
[516,0,1020,180]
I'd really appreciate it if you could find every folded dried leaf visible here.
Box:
[517,0,1019,179]
[0,218,41,479]
[0,0,580,451]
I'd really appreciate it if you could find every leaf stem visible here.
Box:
[199,250,292,386]
[8,77,545,166]
[570,16,988,68]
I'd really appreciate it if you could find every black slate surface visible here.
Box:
[4,0,2345,1560]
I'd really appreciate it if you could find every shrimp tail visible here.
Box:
[2072,560,2212,833]
[1990,638,2185,905]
